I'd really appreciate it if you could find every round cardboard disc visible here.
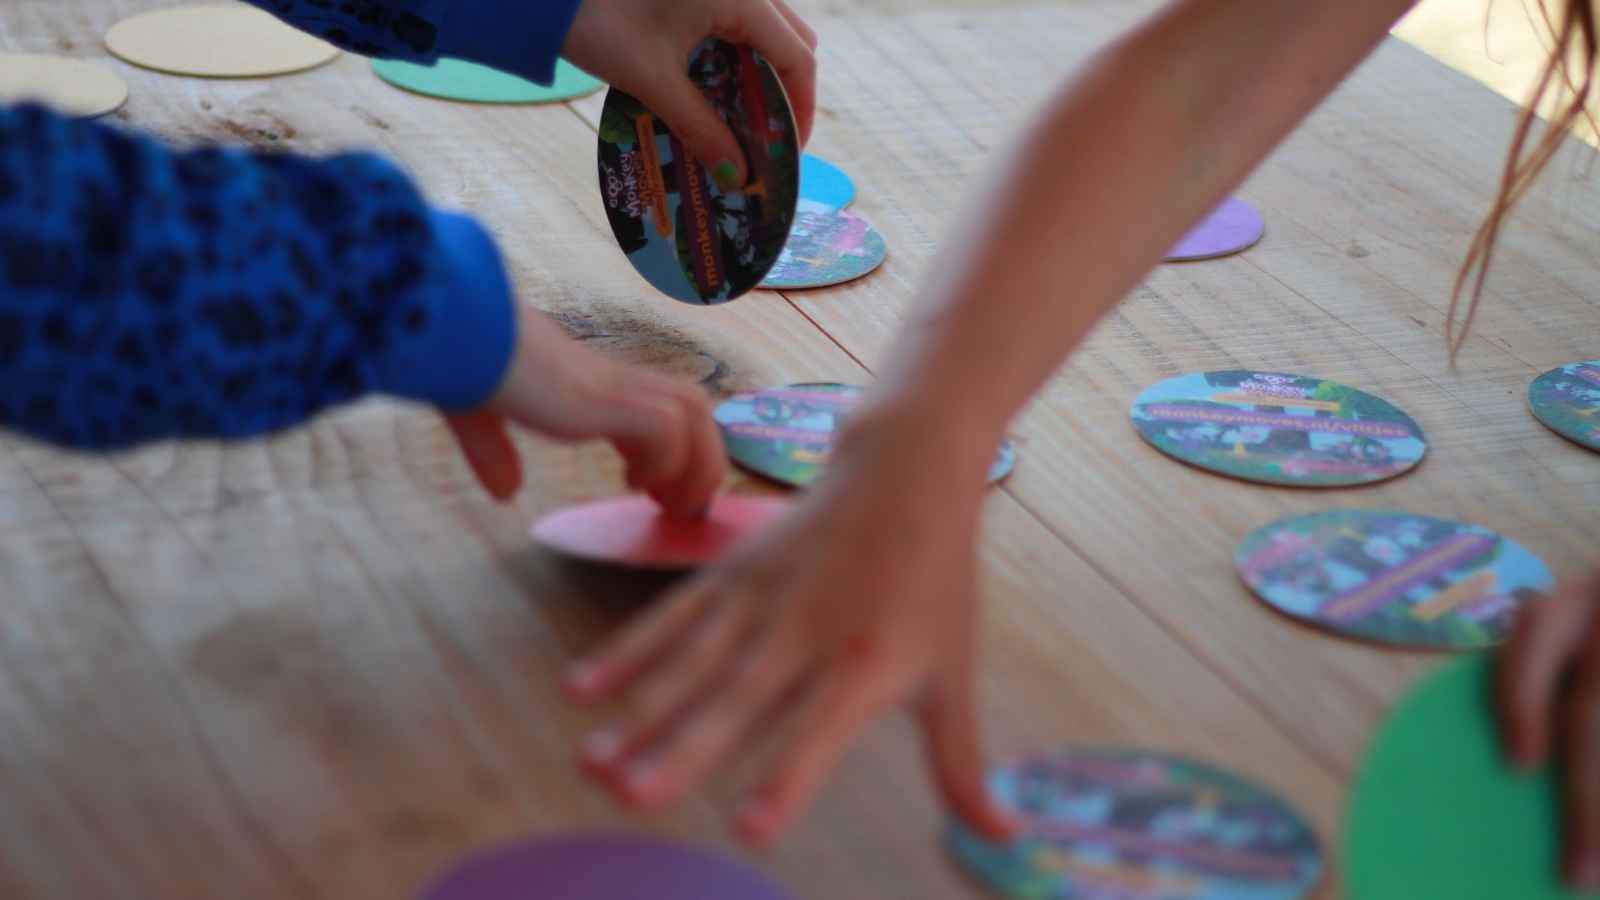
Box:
[371,57,602,104]
[1237,510,1552,650]
[421,833,795,900]
[105,5,340,79]
[531,495,788,569]
[0,54,128,118]
[1529,360,1600,453]
[947,747,1324,900]
[760,201,886,289]
[799,153,855,208]
[1130,370,1427,487]
[1167,197,1264,262]
[714,383,1016,487]
[597,39,800,304]
[1349,655,1582,899]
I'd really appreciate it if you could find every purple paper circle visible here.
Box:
[421,834,794,900]
[1166,197,1265,261]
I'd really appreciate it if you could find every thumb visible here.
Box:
[444,411,523,502]
[645,57,748,191]
[919,666,1020,842]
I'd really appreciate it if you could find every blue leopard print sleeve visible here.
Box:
[0,103,514,450]
[244,0,586,85]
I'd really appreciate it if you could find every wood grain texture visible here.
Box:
[1,0,1593,897]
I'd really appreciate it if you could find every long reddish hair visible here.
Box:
[1449,0,1598,357]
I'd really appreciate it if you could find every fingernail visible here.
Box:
[582,730,621,766]
[712,161,741,192]
[1569,855,1600,890]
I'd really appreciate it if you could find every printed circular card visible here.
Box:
[1237,510,1552,650]
[1350,655,1580,899]
[421,833,795,900]
[106,5,340,78]
[597,39,800,304]
[372,57,603,104]
[531,494,789,569]
[947,747,1324,900]
[1166,197,1265,262]
[1130,371,1427,486]
[0,54,128,118]
[1529,360,1600,453]
[760,200,887,289]
[715,383,1016,487]
[799,153,855,208]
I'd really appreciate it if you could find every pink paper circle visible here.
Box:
[1167,197,1265,261]
[531,495,789,569]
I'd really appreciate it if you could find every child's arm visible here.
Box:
[565,0,1419,845]
[243,0,819,189]
[0,102,725,513]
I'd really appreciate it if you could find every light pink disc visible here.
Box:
[1166,196,1265,261]
[531,495,789,569]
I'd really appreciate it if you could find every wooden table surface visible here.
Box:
[4,1,1599,897]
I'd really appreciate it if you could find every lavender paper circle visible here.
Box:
[1167,197,1265,262]
[421,834,794,900]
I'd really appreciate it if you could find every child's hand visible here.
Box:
[561,417,1019,846]
[562,0,817,188]
[1498,576,1600,891]
[445,302,726,517]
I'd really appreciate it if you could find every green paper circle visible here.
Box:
[372,57,602,104]
[1349,655,1584,899]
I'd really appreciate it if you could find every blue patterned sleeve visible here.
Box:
[0,103,515,450]
[243,0,586,85]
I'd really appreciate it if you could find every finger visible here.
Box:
[647,386,727,518]
[565,580,717,703]
[1562,616,1600,891]
[648,48,747,189]
[734,666,889,848]
[919,669,1019,841]
[771,0,818,50]
[616,633,806,812]
[1498,585,1595,768]
[583,598,753,776]
[444,412,522,501]
[612,391,689,498]
[745,2,817,146]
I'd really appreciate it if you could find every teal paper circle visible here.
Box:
[372,57,602,104]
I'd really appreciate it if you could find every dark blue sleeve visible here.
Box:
[0,103,515,451]
[244,0,586,85]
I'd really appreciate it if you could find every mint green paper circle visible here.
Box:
[371,57,602,104]
[1348,655,1584,899]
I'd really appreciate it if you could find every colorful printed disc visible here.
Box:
[715,383,1015,487]
[1130,371,1427,487]
[1237,510,1552,650]
[947,747,1324,900]
[1166,197,1264,262]
[799,153,855,208]
[531,495,789,569]
[1529,360,1600,453]
[760,200,886,289]
[372,57,602,104]
[421,833,795,900]
[597,39,800,304]
[1349,655,1581,899]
